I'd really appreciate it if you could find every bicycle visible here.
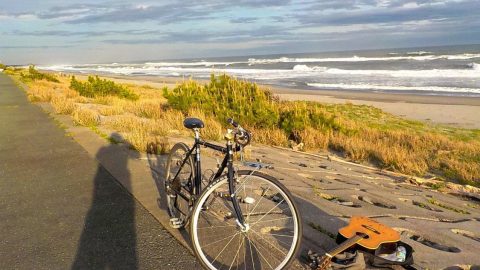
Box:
[165,117,303,270]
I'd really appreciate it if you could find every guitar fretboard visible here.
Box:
[327,234,365,257]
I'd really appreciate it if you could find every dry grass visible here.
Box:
[126,99,166,119]
[7,69,480,186]
[73,108,100,127]
[249,127,289,147]
[27,86,56,102]
[125,130,170,154]
[98,105,124,116]
[51,97,77,115]
[187,109,223,141]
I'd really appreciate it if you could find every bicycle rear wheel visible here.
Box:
[190,170,302,270]
[165,142,194,227]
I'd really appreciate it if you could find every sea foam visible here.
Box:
[307,83,480,94]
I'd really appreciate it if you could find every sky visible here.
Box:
[1,0,480,65]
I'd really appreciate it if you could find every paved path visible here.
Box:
[0,73,198,269]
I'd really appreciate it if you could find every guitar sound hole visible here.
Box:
[355,232,369,239]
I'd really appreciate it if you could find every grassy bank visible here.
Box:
[5,67,480,186]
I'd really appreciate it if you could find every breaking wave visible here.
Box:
[307,83,480,94]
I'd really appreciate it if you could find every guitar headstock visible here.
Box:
[314,255,331,270]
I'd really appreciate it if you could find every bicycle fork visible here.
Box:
[226,143,249,232]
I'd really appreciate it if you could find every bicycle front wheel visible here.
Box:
[190,170,302,270]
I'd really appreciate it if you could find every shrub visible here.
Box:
[0,63,6,70]
[70,75,138,100]
[20,65,59,83]
[164,74,279,128]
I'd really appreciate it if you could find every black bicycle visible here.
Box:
[165,117,302,270]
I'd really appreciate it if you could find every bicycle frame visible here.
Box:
[169,128,246,225]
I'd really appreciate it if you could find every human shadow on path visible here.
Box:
[72,139,139,270]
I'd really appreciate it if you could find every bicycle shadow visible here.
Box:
[146,141,193,246]
[72,134,139,269]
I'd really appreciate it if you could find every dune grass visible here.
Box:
[6,69,480,186]
[165,74,480,186]
[20,65,59,83]
[70,75,138,100]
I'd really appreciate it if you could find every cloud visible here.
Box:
[9,29,159,37]
[0,11,36,20]
[102,25,289,44]
[0,45,73,49]
[230,17,258,24]
[296,0,480,26]
[63,3,212,24]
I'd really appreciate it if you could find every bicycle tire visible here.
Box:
[190,170,303,270]
[165,142,195,226]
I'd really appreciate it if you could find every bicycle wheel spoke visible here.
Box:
[202,231,240,248]
[246,234,256,270]
[250,199,285,226]
[197,223,238,229]
[247,185,271,221]
[267,233,294,238]
[250,216,293,226]
[248,232,287,265]
[246,234,274,270]
[212,232,241,265]
[249,229,287,257]
[229,234,244,270]
[233,170,257,195]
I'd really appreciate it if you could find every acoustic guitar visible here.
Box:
[315,216,400,270]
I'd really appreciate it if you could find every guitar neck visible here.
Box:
[326,234,365,258]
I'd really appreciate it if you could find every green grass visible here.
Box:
[428,198,471,214]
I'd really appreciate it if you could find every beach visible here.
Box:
[39,45,480,129]
[93,74,480,129]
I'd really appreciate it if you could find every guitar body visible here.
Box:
[313,216,401,270]
[338,216,400,250]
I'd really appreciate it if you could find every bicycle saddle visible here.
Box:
[183,117,204,129]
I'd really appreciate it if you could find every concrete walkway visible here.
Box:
[0,73,198,269]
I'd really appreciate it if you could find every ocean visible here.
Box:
[39,44,480,97]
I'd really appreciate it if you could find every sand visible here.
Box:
[75,73,480,129]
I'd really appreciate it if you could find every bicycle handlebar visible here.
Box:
[227,118,251,147]
[227,118,239,128]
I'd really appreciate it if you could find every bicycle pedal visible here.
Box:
[169,218,184,229]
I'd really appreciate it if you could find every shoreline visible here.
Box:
[64,72,480,129]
